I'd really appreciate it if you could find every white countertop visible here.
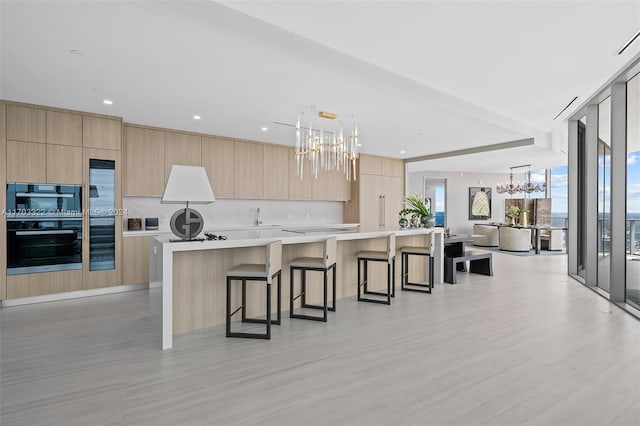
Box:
[124,223,360,237]
[152,227,442,251]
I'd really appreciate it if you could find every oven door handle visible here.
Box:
[15,230,75,236]
[16,192,74,198]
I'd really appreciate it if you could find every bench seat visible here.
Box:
[445,250,493,284]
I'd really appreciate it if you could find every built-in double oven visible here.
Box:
[6,183,82,275]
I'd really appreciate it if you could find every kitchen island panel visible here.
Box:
[169,233,434,339]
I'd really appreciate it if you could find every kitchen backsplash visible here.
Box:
[122,197,344,232]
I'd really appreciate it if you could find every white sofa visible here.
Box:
[499,227,531,252]
[540,229,564,251]
[472,224,499,247]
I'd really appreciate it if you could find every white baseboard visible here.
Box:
[0,283,152,307]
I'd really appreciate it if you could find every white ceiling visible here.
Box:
[2,1,639,171]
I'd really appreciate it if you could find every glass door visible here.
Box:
[627,72,640,307]
[597,97,611,292]
[88,159,116,271]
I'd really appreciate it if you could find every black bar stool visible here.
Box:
[400,235,434,294]
[289,237,337,322]
[356,234,395,305]
[226,240,282,339]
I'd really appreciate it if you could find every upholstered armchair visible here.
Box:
[499,227,531,252]
[472,224,499,247]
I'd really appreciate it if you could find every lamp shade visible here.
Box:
[161,165,215,204]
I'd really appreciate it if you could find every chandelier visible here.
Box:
[496,164,546,195]
[295,108,360,181]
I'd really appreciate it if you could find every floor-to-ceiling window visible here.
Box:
[576,116,587,279]
[597,97,611,292]
[627,72,640,307]
[550,165,568,228]
[424,177,447,227]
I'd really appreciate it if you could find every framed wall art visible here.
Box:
[469,187,491,220]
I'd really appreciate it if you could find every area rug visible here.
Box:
[466,244,567,257]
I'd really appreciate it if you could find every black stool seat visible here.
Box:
[400,244,434,294]
[226,241,282,340]
[356,234,396,305]
[290,237,337,322]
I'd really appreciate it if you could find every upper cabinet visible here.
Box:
[359,154,384,175]
[46,144,83,184]
[263,145,289,200]
[6,105,46,143]
[123,125,165,196]
[6,140,46,183]
[288,148,314,200]
[83,116,122,151]
[164,131,202,183]
[234,141,264,199]
[47,110,82,147]
[383,158,404,177]
[202,136,234,198]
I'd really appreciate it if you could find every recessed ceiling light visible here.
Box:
[193,115,201,120]
[417,133,424,136]
[69,49,84,56]
[103,99,113,105]
[400,150,406,154]
[261,126,268,131]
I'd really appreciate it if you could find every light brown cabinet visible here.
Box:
[7,270,83,299]
[6,140,47,183]
[263,145,289,200]
[164,131,202,184]
[358,174,384,230]
[83,116,122,151]
[288,148,313,200]
[82,148,122,289]
[6,140,82,184]
[344,157,405,230]
[383,176,404,228]
[47,110,82,147]
[383,158,404,177]
[234,141,264,199]
[202,136,234,198]
[123,125,165,196]
[122,236,150,285]
[359,154,384,175]
[46,144,83,184]
[6,105,46,143]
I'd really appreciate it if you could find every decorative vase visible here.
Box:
[520,211,528,227]
[399,218,409,228]
[508,217,515,226]
[420,216,434,228]
[410,218,419,228]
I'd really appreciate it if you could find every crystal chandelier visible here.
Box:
[496,164,546,195]
[295,108,360,181]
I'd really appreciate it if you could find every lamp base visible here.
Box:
[169,207,204,240]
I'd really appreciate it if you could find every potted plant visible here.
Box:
[399,194,433,228]
[505,205,523,226]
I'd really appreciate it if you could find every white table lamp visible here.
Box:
[162,165,215,241]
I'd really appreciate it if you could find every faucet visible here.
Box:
[256,207,263,226]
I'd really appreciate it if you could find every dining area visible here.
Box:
[472,223,566,254]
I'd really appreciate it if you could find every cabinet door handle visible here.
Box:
[379,195,383,227]
[382,195,386,227]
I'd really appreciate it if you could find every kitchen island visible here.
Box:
[151,227,444,349]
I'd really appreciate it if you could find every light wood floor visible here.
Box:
[2,253,640,426]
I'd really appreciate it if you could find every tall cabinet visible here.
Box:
[1,102,123,299]
[344,154,404,231]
